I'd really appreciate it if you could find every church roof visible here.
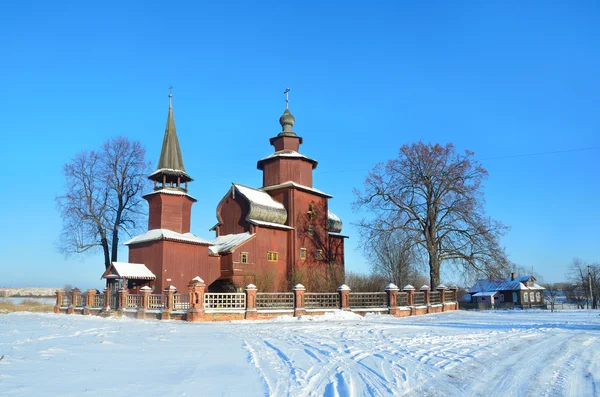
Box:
[102,262,156,280]
[328,210,343,233]
[257,150,318,169]
[124,229,211,246]
[208,232,254,255]
[143,188,197,202]
[261,181,333,198]
[233,184,288,225]
[149,93,192,183]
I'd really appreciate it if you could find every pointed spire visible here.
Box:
[149,88,192,187]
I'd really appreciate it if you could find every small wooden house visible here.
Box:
[467,273,545,308]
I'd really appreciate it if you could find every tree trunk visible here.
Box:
[101,236,111,269]
[428,252,440,288]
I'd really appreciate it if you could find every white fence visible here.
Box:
[256,292,294,310]
[174,294,189,310]
[148,294,163,309]
[204,293,246,310]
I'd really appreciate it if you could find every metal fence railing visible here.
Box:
[429,291,441,305]
[349,292,387,308]
[126,294,141,308]
[74,294,86,307]
[256,292,294,310]
[413,292,425,306]
[110,295,117,309]
[61,296,71,307]
[149,294,163,309]
[305,293,340,309]
[173,294,189,310]
[204,293,246,310]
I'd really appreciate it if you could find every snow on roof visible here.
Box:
[248,219,294,230]
[258,150,315,162]
[103,262,156,280]
[469,276,546,293]
[328,210,343,233]
[149,168,189,177]
[143,188,197,201]
[209,232,254,255]
[261,181,333,198]
[124,229,211,246]
[473,291,499,297]
[233,184,288,225]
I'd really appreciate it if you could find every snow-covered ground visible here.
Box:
[1,310,598,396]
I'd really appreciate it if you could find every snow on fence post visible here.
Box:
[138,286,151,320]
[54,290,64,314]
[83,289,95,315]
[385,284,400,316]
[338,284,351,311]
[161,286,176,320]
[187,277,205,322]
[117,287,128,316]
[245,284,258,319]
[420,285,431,313]
[293,284,306,317]
[437,284,447,311]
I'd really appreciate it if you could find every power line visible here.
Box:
[480,146,600,161]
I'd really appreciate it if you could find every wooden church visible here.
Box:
[102,92,347,292]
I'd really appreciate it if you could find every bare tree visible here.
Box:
[568,258,599,309]
[354,142,510,288]
[57,136,151,271]
[542,283,560,312]
[359,227,420,288]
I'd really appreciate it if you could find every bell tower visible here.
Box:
[145,89,196,234]
[257,88,318,187]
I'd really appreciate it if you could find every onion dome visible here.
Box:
[278,108,296,136]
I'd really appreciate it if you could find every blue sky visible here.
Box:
[0,0,598,288]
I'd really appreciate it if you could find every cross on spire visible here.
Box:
[284,88,290,109]
[169,86,173,108]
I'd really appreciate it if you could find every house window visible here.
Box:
[300,248,306,260]
[523,292,529,302]
[316,250,323,260]
[536,292,541,302]
[530,292,535,302]
[240,252,248,264]
[308,225,314,236]
[267,251,279,262]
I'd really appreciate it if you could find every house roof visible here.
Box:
[124,229,211,246]
[102,262,156,280]
[208,232,254,255]
[469,276,546,293]
[473,291,499,297]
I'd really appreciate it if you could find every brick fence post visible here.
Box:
[66,288,76,314]
[338,284,350,311]
[437,284,447,311]
[54,290,64,314]
[83,289,96,315]
[118,287,128,316]
[293,284,306,317]
[187,277,205,322]
[245,284,258,319]
[403,285,415,315]
[385,283,399,316]
[449,285,459,310]
[420,285,431,313]
[101,286,111,315]
[137,286,151,319]
[161,285,176,320]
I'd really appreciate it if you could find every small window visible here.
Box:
[523,292,529,302]
[240,252,248,264]
[300,248,306,260]
[536,292,541,302]
[316,250,323,260]
[267,251,279,262]
[308,225,314,236]
[530,292,535,302]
